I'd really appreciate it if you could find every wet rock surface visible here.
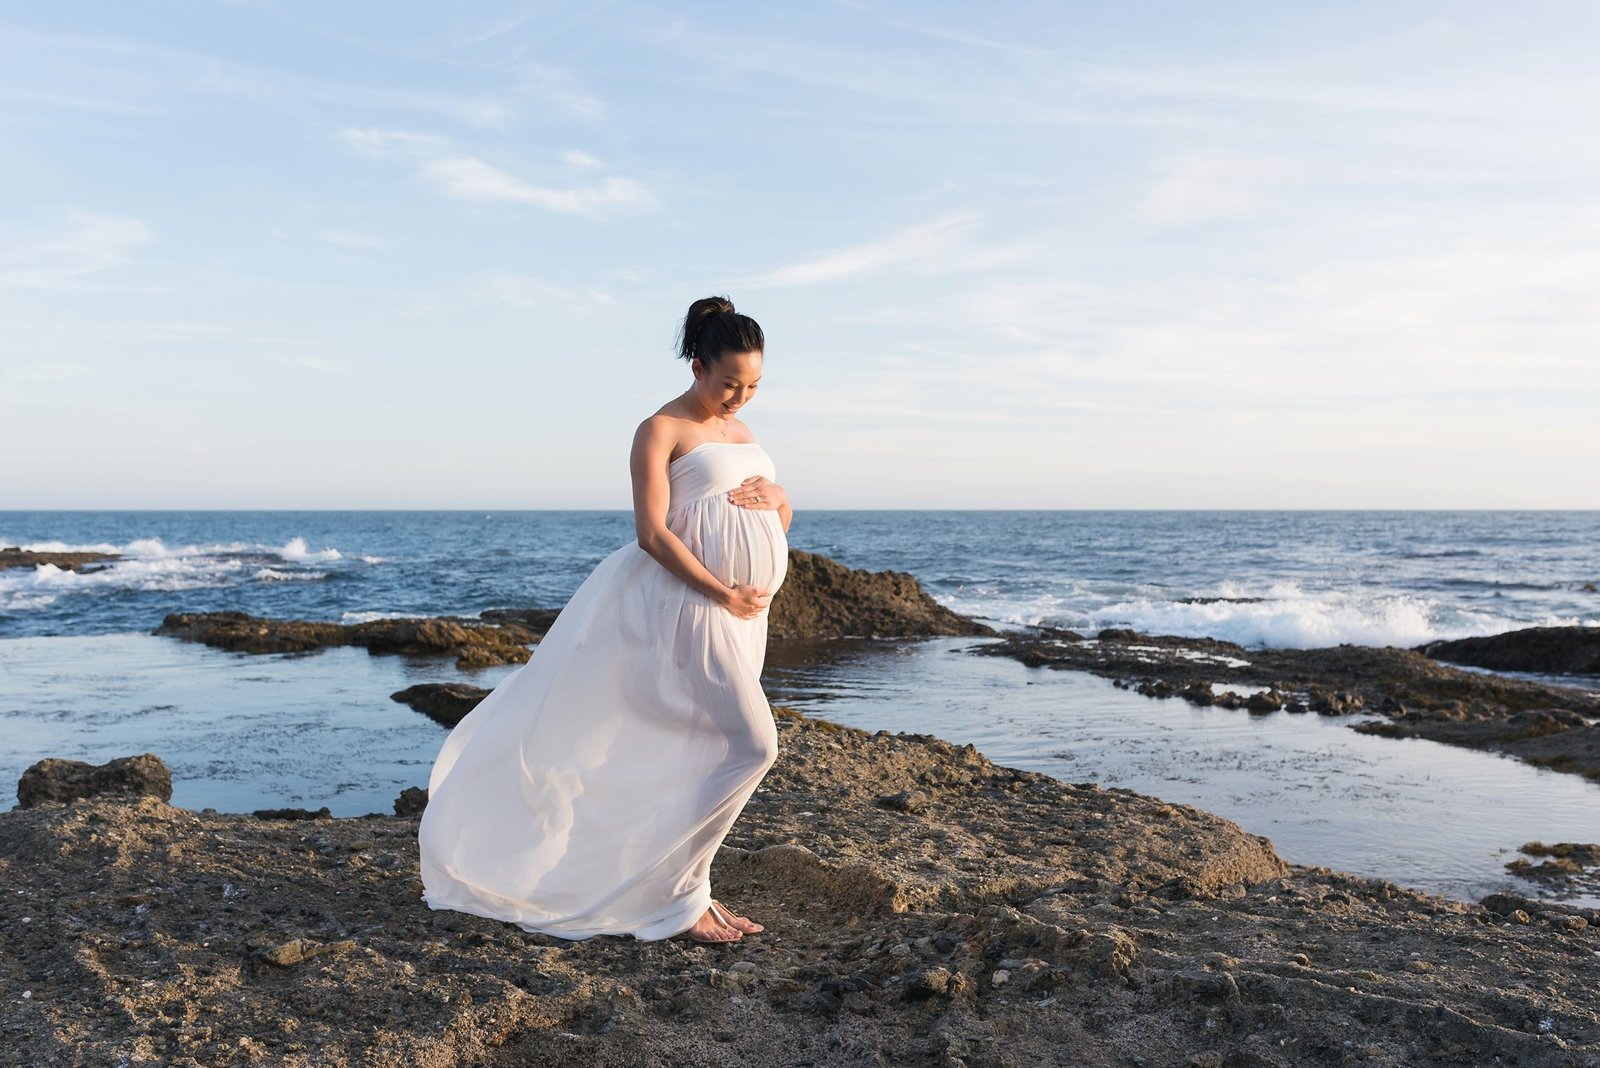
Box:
[1508,842,1600,900]
[0,545,119,573]
[16,753,173,809]
[1421,626,1600,677]
[973,627,1600,783]
[390,683,488,728]
[151,548,992,674]
[2,711,1597,1067]
[153,610,546,668]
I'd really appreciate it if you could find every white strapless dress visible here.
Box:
[417,441,788,940]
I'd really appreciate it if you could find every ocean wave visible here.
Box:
[0,533,349,611]
[277,537,343,563]
[253,568,330,582]
[1,537,125,554]
[2,557,244,595]
[943,580,1586,650]
[0,589,59,611]
[1,534,344,561]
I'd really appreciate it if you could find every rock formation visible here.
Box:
[1420,626,1600,676]
[15,753,172,808]
[768,549,994,640]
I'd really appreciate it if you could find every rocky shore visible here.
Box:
[4,710,1598,1067]
[154,610,546,669]
[9,540,1598,1063]
[151,549,992,670]
[0,545,119,573]
[970,626,1600,784]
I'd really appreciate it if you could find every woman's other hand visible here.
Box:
[728,476,786,511]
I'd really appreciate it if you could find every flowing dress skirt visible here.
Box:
[417,442,788,940]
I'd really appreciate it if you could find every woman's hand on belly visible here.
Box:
[723,582,773,620]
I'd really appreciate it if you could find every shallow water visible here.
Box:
[2,632,1596,908]
[0,633,507,817]
[763,637,1600,908]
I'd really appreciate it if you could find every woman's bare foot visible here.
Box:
[711,899,764,934]
[684,903,743,943]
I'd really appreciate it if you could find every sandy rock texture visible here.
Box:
[3,711,1596,1067]
[974,627,1600,784]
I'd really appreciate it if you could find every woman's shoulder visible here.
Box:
[636,409,754,446]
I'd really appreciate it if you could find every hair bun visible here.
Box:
[693,296,735,317]
[677,295,763,365]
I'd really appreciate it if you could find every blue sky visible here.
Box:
[2,2,1596,509]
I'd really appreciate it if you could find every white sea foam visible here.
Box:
[0,533,350,612]
[253,568,329,582]
[339,610,413,624]
[1094,584,1583,650]
[0,538,125,554]
[0,562,223,611]
[1,535,342,561]
[0,589,59,611]
[941,579,1589,650]
[278,537,342,562]
[1124,644,1253,669]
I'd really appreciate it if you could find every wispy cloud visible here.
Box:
[424,158,652,214]
[480,274,615,313]
[830,0,1054,58]
[316,228,386,249]
[738,213,1013,288]
[444,9,542,50]
[341,127,445,156]
[514,61,606,119]
[0,25,516,127]
[950,203,1600,408]
[0,210,154,291]
[293,357,347,373]
[1141,155,1292,227]
[342,127,652,217]
[561,149,604,169]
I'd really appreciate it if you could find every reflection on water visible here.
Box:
[0,633,519,816]
[3,632,1596,908]
[764,637,1600,908]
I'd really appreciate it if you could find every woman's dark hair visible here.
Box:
[677,295,764,367]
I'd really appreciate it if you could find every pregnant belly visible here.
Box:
[672,497,788,595]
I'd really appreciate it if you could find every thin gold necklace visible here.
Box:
[696,394,728,437]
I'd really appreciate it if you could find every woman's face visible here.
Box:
[692,349,762,420]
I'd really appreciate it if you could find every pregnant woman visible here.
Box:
[417,296,790,945]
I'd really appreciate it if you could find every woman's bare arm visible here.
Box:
[630,418,771,618]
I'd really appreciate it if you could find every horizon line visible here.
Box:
[4,507,1599,515]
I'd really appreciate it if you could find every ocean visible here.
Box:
[2,510,1598,906]
[3,510,1597,644]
